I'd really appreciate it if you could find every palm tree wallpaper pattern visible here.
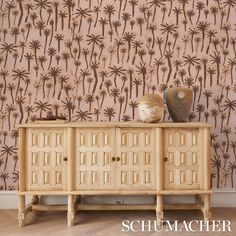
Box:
[0,0,236,190]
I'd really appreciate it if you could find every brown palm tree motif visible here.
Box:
[207,67,216,87]
[76,109,91,121]
[8,83,15,103]
[132,40,143,65]
[1,42,17,67]
[148,24,158,48]
[104,106,116,121]
[5,1,16,27]
[5,104,16,131]
[85,94,95,111]
[98,17,108,36]
[15,96,25,124]
[133,78,142,97]
[118,96,125,121]
[35,100,51,117]
[223,99,236,125]
[10,129,19,146]
[86,34,103,63]
[104,4,116,32]
[24,105,34,123]
[160,23,177,53]
[197,21,210,51]
[109,65,126,87]
[57,75,68,100]
[136,62,147,95]
[1,145,17,170]
[114,38,124,63]
[29,40,41,65]
[224,0,236,22]
[164,50,174,84]
[0,172,9,190]
[48,67,61,97]
[62,0,74,29]
[149,0,165,21]
[203,90,213,108]
[0,70,9,95]
[75,7,92,32]
[123,32,135,62]
[210,51,221,84]
[90,61,99,94]
[24,53,34,71]
[61,97,74,121]
[12,69,30,98]
[228,58,236,84]
[228,161,236,188]
[183,55,200,76]
[129,100,138,119]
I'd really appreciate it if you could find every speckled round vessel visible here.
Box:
[138,94,164,123]
[165,87,193,122]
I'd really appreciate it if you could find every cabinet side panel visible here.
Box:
[204,127,211,190]
[19,128,26,192]
[156,128,163,191]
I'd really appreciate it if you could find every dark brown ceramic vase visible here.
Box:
[165,87,193,122]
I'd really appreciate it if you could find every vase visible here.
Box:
[138,94,164,123]
[165,87,193,122]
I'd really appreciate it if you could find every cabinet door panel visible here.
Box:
[116,128,156,190]
[164,128,202,190]
[26,128,67,191]
[75,128,116,190]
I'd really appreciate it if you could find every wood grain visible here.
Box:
[18,122,212,226]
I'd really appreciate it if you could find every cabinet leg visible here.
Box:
[68,195,75,227]
[203,194,211,221]
[18,195,26,227]
[195,194,201,204]
[156,195,163,226]
[32,195,39,205]
[76,195,81,204]
[75,195,81,210]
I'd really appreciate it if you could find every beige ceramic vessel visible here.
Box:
[138,94,164,123]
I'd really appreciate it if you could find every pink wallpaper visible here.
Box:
[0,0,236,190]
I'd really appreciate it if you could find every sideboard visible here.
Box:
[18,122,212,227]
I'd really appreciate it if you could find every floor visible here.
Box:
[0,209,236,236]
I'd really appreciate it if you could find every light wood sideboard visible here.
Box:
[18,122,212,227]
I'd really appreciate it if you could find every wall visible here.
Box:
[0,0,236,190]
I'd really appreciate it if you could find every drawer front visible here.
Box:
[75,128,116,190]
[163,128,202,190]
[116,128,156,190]
[26,128,67,191]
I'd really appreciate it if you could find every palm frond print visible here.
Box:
[0,0,236,190]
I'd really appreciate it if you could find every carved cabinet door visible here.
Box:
[115,128,156,190]
[75,128,116,190]
[26,128,67,191]
[163,128,203,190]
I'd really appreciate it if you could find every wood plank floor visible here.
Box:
[0,208,236,236]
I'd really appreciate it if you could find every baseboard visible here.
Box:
[211,188,236,208]
[0,189,235,209]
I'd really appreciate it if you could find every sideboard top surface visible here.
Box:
[18,121,212,128]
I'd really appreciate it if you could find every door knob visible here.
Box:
[63,157,68,161]
[163,157,168,162]
[112,157,116,161]
[116,157,120,161]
